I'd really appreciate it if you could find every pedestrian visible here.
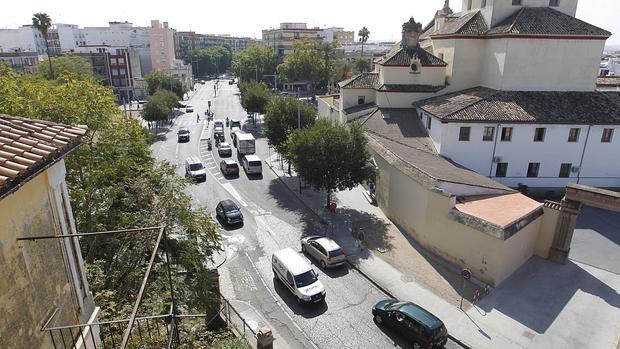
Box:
[197,113,200,123]
[356,229,365,251]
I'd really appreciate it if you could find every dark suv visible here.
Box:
[372,300,448,348]
[177,127,190,142]
[216,200,243,226]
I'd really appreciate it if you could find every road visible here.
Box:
[151,80,462,349]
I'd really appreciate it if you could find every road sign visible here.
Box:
[461,268,472,280]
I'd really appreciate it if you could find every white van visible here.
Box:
[184,156,206,182]
[272,248,325,304]
[242,155,262,175]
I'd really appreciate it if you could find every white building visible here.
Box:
[0,25,47,54]
[318,27,355,45]
[319,0,619,191]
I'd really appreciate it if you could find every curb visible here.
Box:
[264,159,327,225]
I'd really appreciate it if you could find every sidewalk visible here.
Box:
[264,155,620,349]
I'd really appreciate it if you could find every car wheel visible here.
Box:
[320,260,327,269]
[374,314,383,325]
[301,245,306,254]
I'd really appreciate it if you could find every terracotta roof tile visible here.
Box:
[0,115,87,199]
[378,47,447,67]
[339,72,380,89]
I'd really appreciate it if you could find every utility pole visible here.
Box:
[297,86,302,194]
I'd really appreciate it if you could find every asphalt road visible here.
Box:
[150,80,463,349]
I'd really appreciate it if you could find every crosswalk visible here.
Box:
[174,118,206,128]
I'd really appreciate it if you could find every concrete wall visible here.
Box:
[475,0,579,27]
[375,91,438,109]
[317,96,341,124]
[341,88,376,110]
[535,205,560,258]
[380,66,445,86]
[372,149,525,286]
[0,168,83,349]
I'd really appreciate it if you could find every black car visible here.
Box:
[373,300,448,348]
[177,127,190,142]
[216,200,243,226]
[230,119,241,129]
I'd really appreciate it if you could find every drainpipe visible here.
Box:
[488,123,501,177]
[576,125,591,184]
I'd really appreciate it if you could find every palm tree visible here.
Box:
[336,60,353,81]
[358,27,370,60]
[32,13,54,79]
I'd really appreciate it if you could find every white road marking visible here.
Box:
[208,166,217,170]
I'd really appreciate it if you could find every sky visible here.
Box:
[2,0,619,46]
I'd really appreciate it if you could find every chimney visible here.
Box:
[435,1,453,31]
[401,17,423,51]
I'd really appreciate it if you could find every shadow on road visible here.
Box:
[267,179,327,237]
[271,277,328,318]
[373,320,415,348]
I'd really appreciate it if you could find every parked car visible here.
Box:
[220,159,239,176]
[301,236,345,269]
[272,247,325,304]
[184,156,206,182]
[213,120,224,128]
[216,199,243,226]
[214,126,225,141]
[230,119,241,129]
[218,142,232,157]
[242,155,262,175]
[177,127,190,142]
[372,300,448,348]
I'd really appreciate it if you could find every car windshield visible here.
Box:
[328,249,344,258]
[223,203,239,212]
[248,161,261,166]
[189,163,203,171]
[227,163,238,169]
[179,129,189,134]
[294,270,318,288]
[387,302,408,310]
[220,144,230,149]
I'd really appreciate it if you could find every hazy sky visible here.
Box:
[2,0,619,45]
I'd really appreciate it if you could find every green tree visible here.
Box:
[277,39,327,95]
[240,81,272,120]
[335,60,353,81]
[0,66,221,319]
[263,95,316,154]
[142,89,178,124]
[285,119,375,206]
[353,57,371,74]
[32,13,54,78]
[232,45,277,84]
[36,54,93,80]
[145,71,186,98]
[358,27,370,59]
[190,45,233,77]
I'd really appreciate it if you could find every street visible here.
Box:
[150,80,462,349]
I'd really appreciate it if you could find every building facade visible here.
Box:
[174,31,256,61]
[318,27,355,45]
[0,51,40,74]
[0,26,47,55]
[149,20,176,72]
[0,115,98,349]
[262,23,320,57]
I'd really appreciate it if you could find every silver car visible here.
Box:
[301,236,346,269]
[218,142,232,156]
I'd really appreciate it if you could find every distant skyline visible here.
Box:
[2,0,619,45]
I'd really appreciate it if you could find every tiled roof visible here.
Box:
[343,102,378,115]
[0,115,87,199]
[377,84,446,93]
[417,87,620,124]
[423,11,489,37]
[378,47,447,67]
[597,76,620,87]
[339,72,379,89]
[487,7,611,37]
[361,108,511,192]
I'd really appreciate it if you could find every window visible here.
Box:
[512,0,522,5]
[483,127,495,141]
[459,127,471,141]
[118,57,125,65]
[534,127,546,142]
[426,116,432,130]
[601,128,614,143]
[357,96,365,105]
[527,162,540,178]
[549,0,560,6]
[481,0,487,7]
[568,128,580,142]
[496,163,508,177]
[501,127,513,141]
[559,163,572,178]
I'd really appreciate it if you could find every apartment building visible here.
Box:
[262,23,321,57]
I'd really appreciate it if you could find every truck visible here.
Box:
[236,133,256,156]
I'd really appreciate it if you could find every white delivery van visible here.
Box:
[242,155,262,175]
[236,133,256,156]
[272,248,325,304]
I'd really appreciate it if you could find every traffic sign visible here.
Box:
[460,268,472,280]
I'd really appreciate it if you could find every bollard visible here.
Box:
[256,326,274,349]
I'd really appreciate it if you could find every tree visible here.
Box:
[353,57,371,74]
[142,89,178,124]
[285,119,375,206]
[335,60,353,81]
[190,45,233,77]
[36,54,93,80]
[32,13,54,78]
[0,66,221,320]
[145,71,186,98]
[317,41,338,87]
[240,82,271,118]
[277,39,327,95]
[358,26,370,66]
[232,45,277,84]
[263,95,316,154]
